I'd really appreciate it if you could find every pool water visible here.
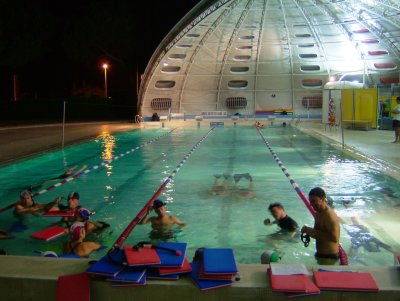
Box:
[0,125,399,266]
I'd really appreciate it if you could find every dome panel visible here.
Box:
[139,0,400,117]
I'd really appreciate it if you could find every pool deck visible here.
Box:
[1,119,400,300]
[0,121,140,165]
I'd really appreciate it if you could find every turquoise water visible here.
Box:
[0,125,399,266]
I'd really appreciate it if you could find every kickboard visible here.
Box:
[124,245,161,266]
[43,211,74,217]
[158,257,192,275]
[313,271,379,292]
[31,225,67,241]
[154,242,187,267]
[190,262,233,291]
[202,248,238,274]
[56,273,90,301]
[86,249,126,277]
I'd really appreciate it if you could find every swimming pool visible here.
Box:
[0,125,399,266]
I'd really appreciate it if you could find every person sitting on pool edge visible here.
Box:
[63,221,102,257]
[139,199,186,241]
[264,202,298,237]
[13,190,62,218]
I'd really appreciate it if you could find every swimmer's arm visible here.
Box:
[43,197,63,212]
[14,203,42,214]
[301,220,339,243]
[139,208,153,224]
[263,218,277,225]
[172,216,186,228]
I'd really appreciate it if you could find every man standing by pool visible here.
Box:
[301,187,340,265]
[139,199,186,241]
[391,96,400,143]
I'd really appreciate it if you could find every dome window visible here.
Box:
[161,66,181,73]
[233,55,251,61]
[168,54,186,60]
[302,79,323,88]
[228,80,248,88]
[230,66,250,73]
[155,81,175,89]
[300,65,321,72]
[299,53,318,59]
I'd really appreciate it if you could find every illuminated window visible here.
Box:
[368,50,388,56]
[302,79,323,88]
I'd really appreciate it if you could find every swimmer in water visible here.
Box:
[27,165,87,191]
[139,199,186,242]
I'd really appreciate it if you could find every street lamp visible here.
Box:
[102,63,108,99]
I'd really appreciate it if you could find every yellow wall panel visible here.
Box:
[340,88,377,128]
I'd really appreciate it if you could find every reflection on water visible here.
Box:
[96,131,116,176]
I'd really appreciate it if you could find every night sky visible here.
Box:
[0,0,201,102]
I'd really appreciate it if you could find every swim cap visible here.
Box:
[153,199,166,209]
[68,192,80,200]
[77,207,91,221]
[70,222,85,241]
[260,250,280,264]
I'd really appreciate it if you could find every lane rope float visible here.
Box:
[0,129,177,213]
[256,128,348,265]
[113,126,217,249]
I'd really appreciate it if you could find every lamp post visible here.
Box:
[102,63,108,99]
